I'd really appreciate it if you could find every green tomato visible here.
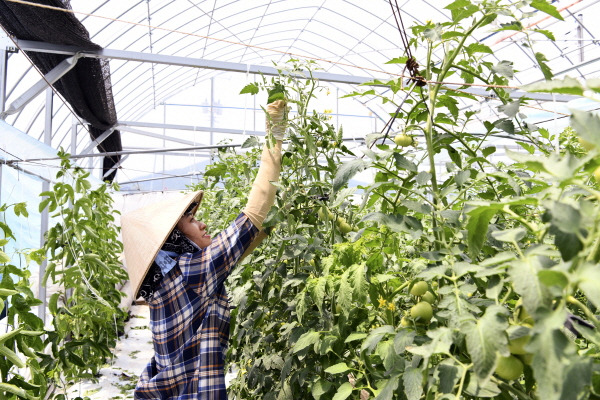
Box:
[394,134,413,147]
[339,222,353,234]
[336,217,353,234]
[508,335,531,355]
[400,316,411,327]
[518,353,533,366]
[595,166,600,183]
[410,301,433,322]
[410,281,428,297]
[494,355,524,381]
[317,208,332,221]
[422,291,436,304]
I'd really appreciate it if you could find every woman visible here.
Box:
[121,99,287,399]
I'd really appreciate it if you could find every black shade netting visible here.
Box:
[0,0,122,182]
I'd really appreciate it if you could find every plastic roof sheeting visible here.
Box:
[2,0,600,188]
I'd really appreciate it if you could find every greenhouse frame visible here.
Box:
[2,0,600,399]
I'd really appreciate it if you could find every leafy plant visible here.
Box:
[33,152,128,395]
[186,1,600,399]
[0,202,47,400]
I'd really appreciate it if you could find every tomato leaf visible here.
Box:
[295,291,307,323]
[464,377,501,397]
[535,52,554,80]
[529,309,583,400]
[465,43,493,56]
[292,330,320,353]
[0,250,10,264]
[576,263,600,310]
[393,330,416,353]
[362,212,423,237]
[373,375,400,400]
[393,153,418,172]
[538,270,569,289]
[351,264,368,304]
[403,367,424,400]
[530,0,563,21]
[361,326,394,353]
[522,76,583,95]
[437,360,462,394]
[332,382,353,400]
[570,109,600,148]
[308,277,327,315]
[467,206,498,258]
[498,101,520,118]
[333,159,368,192]
[239,82,259,95]
[312,379,332,400]
[509,256,550,317]
[462,305,509,382]
[345,333,368,343]
[492,60,514,78]
[338,267,353,316]
[325,363,350,374]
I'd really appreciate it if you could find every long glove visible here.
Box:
[265,99,286,141]
[240,100,287,260]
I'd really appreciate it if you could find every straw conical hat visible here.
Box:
[121,190,203,298]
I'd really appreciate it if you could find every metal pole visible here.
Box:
[163,102,167,189]
[3,143,241,164]
[71,117,78,154]
[38,88,53,324]
[253,74,256,133]
[336,87,339,131]
[89,139,94,178]
[578,14,584,63]
[210,77,214,146]
[0,49,7,115]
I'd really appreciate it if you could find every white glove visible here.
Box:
[265,100,287,141]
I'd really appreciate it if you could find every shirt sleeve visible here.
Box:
[177,213,259,298]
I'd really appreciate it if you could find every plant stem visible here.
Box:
[492,378,534,400]
[567,295,600,328]
[455,362,471,398]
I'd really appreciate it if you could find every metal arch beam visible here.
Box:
[0,53,81,119]
[80,128,115,155]
[0,48,7,113]
[103,154,129,179]
[15,39,376,86]
[118,125,204,146]
[15,39,581,104]
[117,120,265,136]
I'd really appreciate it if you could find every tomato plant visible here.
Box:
[0,203,47,400]
[33,152,128,396]
[187,1,600,399]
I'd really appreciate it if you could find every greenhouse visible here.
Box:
[2,0,600,398]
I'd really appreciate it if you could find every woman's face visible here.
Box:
[176,214,212,249]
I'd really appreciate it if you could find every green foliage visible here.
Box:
[0,203,47,400]
[194,2,600,399]
[34,153,128,392]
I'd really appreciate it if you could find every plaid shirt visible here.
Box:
[134,213,258,399]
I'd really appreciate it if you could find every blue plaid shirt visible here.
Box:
[134,213,258,399]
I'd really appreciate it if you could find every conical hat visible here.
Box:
[121,190,203,299]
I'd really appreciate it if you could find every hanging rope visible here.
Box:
[388,0,426,87]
